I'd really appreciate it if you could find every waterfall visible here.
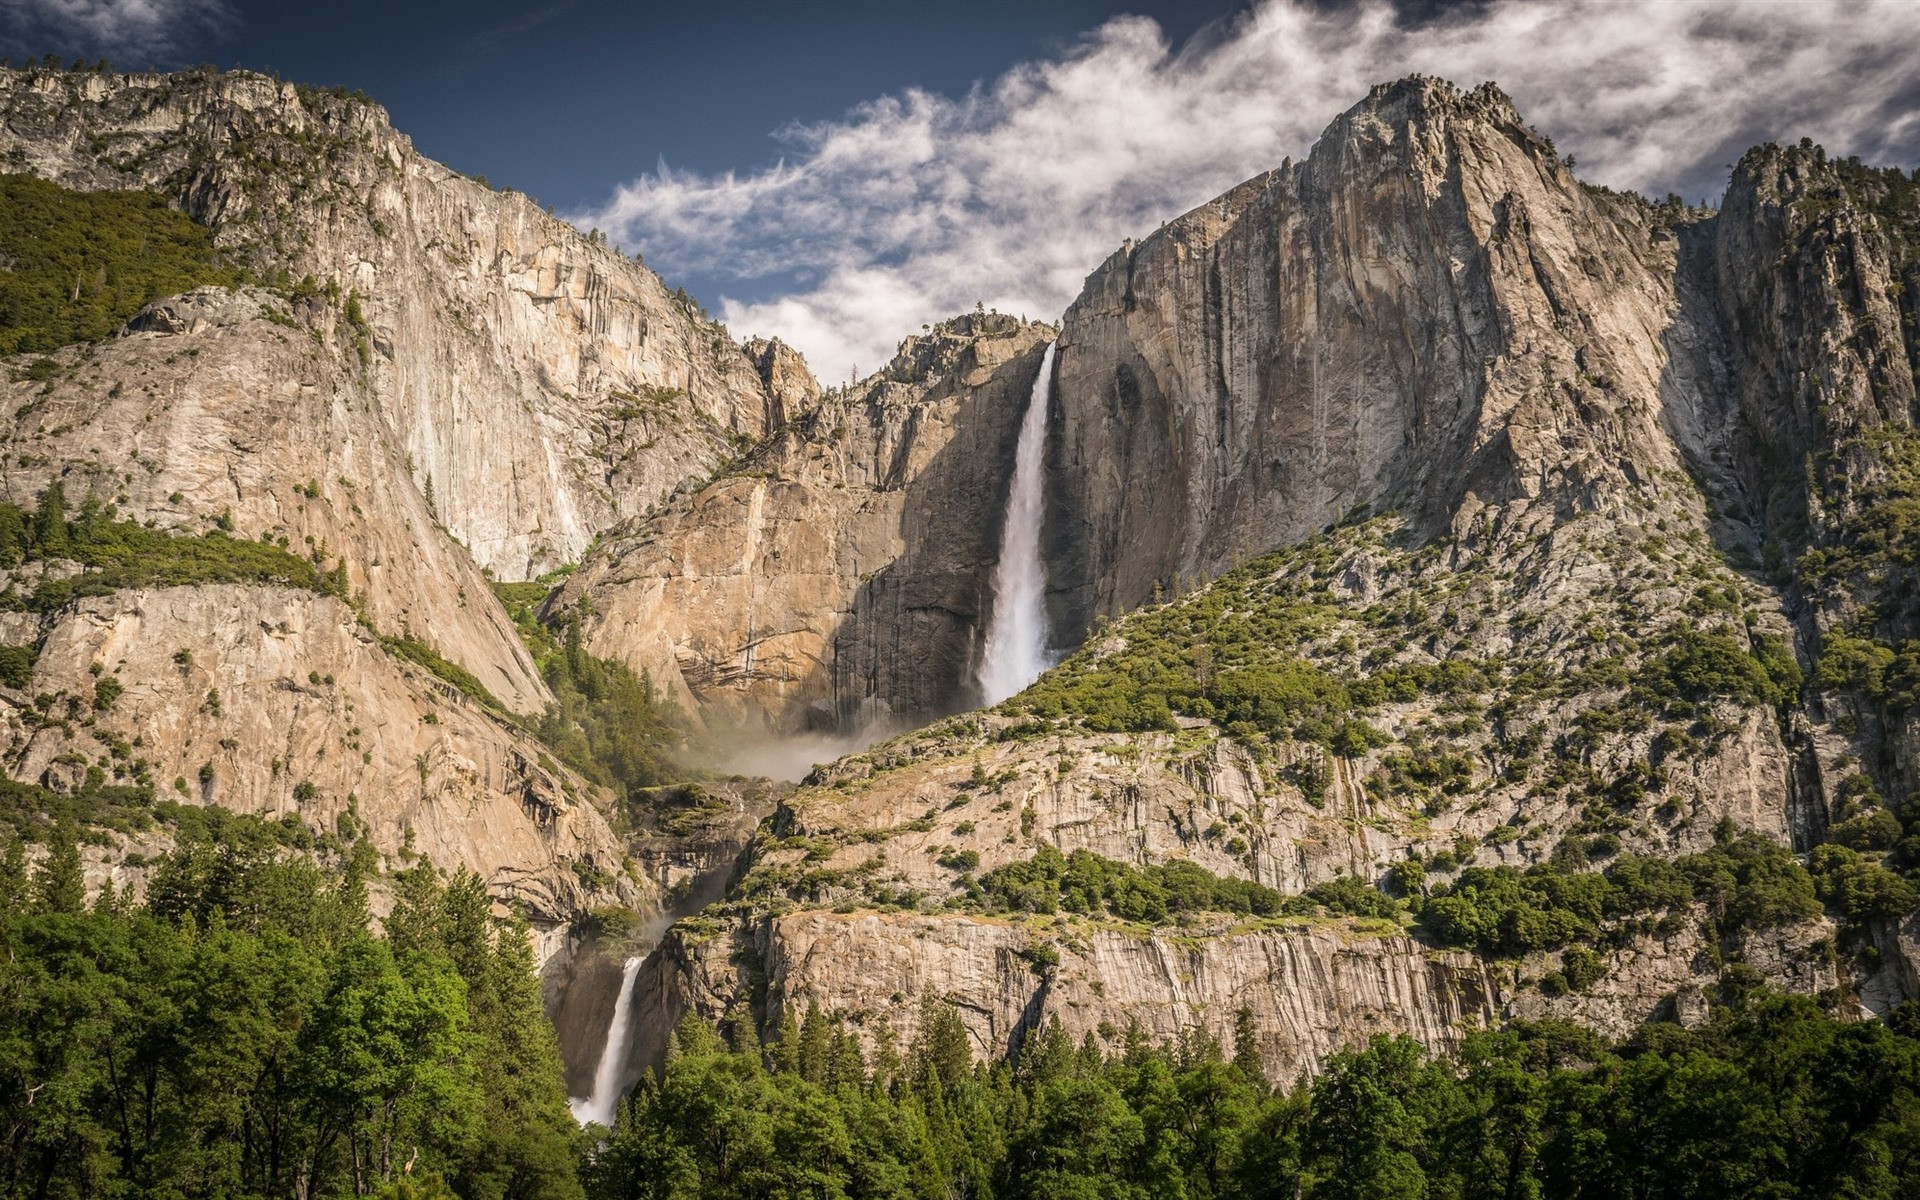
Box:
[976,341,1057,706]
[569,956,642,1129]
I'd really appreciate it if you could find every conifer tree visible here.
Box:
[32,818,84,913]
[33,480,69,556]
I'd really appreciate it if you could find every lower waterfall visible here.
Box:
[976,341,1057,705]
[569,956,642,1129]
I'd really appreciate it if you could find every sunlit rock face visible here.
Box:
[0,65,815,934]
[0,65,793,582]
[571,76,1920,1076]
[555,313,1057,737]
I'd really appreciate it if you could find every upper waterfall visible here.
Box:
[975,342,1057,706]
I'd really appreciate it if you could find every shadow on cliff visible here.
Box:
[1656,205,1829,852]
[551,848,748,1099]
[826,338,1057,729]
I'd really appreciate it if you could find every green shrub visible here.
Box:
[0,173,245,354]
[16,488,346,612]
[974,845,1291,923]
[1419,824,1818,956]
[1810,844,1920,924]
[381,633,501,711]
[0,643,35,688]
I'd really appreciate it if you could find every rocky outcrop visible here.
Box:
[0,63,817,937]
[622,902,1836,1085]
[1047,78,1697,639]
[6,583,640,926]
[0,65,809,580]
[575,77,1917,1073]
[557,314,1054,735]
[629,912,1498,1085]
[5,287,549,711]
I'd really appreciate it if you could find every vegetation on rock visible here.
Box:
[0,483,348,612]
[0,173,244,355]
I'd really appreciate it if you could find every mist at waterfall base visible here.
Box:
[706,725,892,782]
[681,342,1058,783]
[975,342,1058,706]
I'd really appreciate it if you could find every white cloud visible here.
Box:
[0,0,238,66]
[581,0,1920,384]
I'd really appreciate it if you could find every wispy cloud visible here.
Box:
[435,1,575,80]
[575,0,1920,384]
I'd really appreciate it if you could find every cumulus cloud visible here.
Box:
[576,0,1920,384]
[0,0,238,66]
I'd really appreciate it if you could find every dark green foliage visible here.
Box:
[1638,626,1801,710]
[1010,533,1466,752]
[0,812,584,1200]
[5,489,345,612]
[582,990,1920,1200]
[492,581,682,798]
[0,773,157,844]
[30,820,84,913]
[1419,822,1820,955]
[530,613,679,803]
[976,845,1294,922]
[0,643,34,688]
[0,173,245,355]
[1303,874,1402,920]
[1809,844,1920,926]
[382,632,503,711]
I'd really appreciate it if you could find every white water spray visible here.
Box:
[569,957,642,1129]
[976,342,1057,705]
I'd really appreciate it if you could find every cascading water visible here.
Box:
[569,956,642,1129]
[976,341,1057,706]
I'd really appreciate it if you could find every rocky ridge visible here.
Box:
[0,65,807,579]
[557,312,1056,736]
[570,78,1920,1083]
[0,64,819,941]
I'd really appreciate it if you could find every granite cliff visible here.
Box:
[0,65,812,942]
[4,64,1918,1097]
[555,312,1055,737]
[561,78,1920,1089]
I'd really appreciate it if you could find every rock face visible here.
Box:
[571,77,1920,1078]
[0,66,805,580]
[627,912,1502,1088]
[1047,79,1700,637]
[0,65,819,938]
[6,287,550,712]
[621,902,1836,1089]
[557,314,1055,735]
[17,583,635,926]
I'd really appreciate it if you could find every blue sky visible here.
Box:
[5,0,1917,381]
[0,1,1252,209]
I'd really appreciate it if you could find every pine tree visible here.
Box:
[33,480,69,556]
[798,1001,831,1084]
[0,502,26,566]
[33,819,85,913]
[910,997,973,1092]
[0,836,28,907]
[1233,1005,1266,1086]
